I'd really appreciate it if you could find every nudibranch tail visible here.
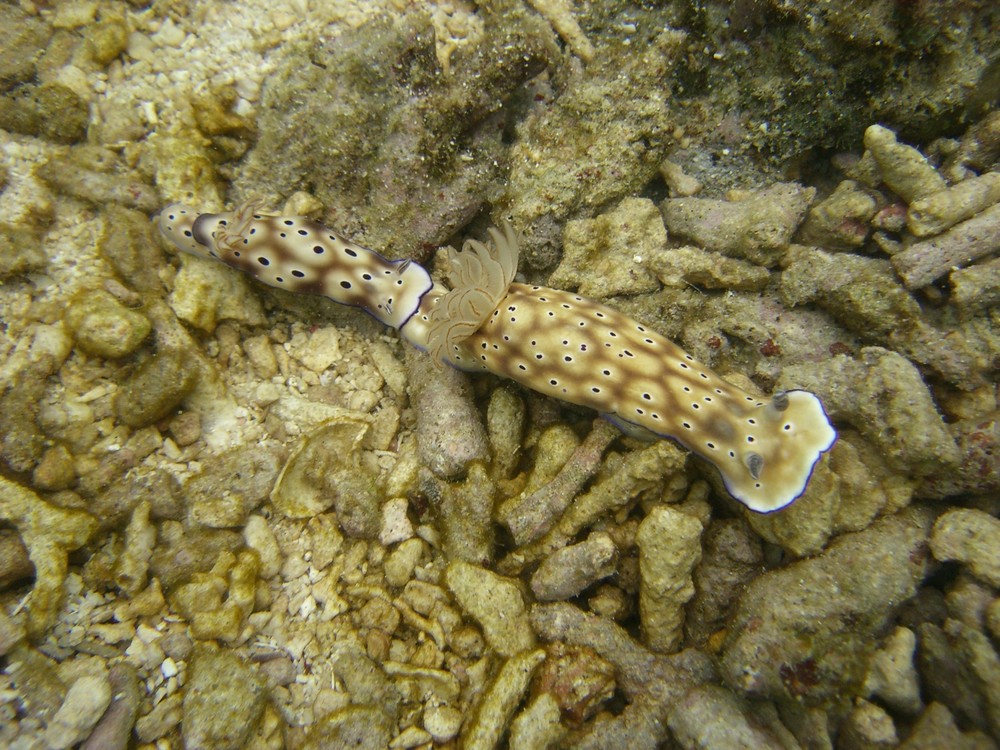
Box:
[156,202,837,513]
[157,202,434,332]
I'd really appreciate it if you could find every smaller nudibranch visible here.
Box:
[157,202,836,513]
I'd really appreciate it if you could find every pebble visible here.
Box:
[384,538,425,588]
[43,673,112,750]
[79,663,139,750]
[243,514,282,579]
[423,704,463,743]
[379,497,414,546]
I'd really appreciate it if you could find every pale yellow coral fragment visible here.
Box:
[525,0,595,62]
[0,475,96,637]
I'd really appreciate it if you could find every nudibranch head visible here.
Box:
[711,389,836,513]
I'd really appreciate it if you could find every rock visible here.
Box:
[798,179,878,249]
[270,419,380,538]
[305,705,394,750]
[445,561,535,657]
[64,289,151,359]
[917,620,1000,739]
[892,202,1000,289]
[647,245,771,292]
[502,28,684,269]
[838,698,898,750]
[907,171,1000,237]
[781,245,985,389]
[661,182,815,267]
[899,701,997,750]
[685,518,763,645]
[532,643,616,725]
[530,531,618,601]
[243,10,551,261]
[508,693,566,750]
[113,348,200,427]
[0,81,89,144]
[404,345,489,479]
[779,348,960,476]
[863,124,947,203]
[168,254,267,333]
[636,506,702,653]
[243,515,281,579]
[0,6,51,88]
[721,506,936,703]
[185,445,283,529]
[181,649,267,750]
[668,684,796,750]
[930,509,1000,587]
[423,704,463,743]
[0,476,96,637]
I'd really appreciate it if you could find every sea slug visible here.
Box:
[157,202,836,513]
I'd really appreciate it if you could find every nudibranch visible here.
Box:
[157,202,836,513]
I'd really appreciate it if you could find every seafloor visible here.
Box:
[1,0,999,748]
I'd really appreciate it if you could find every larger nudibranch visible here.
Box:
[158,202,836,513]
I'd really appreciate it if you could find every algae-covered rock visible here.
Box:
[721,506,936,704]
[113,348,199,427]
[0,6,51,90]
[0,81,88,144]
[0,324,71,474]
[503,27,685,269]
[242,8,553,259]
[99,205,165,293]
[0,221,48,278]
[549,197,664,297]
[64,289,151,359]
[182,649,267,750]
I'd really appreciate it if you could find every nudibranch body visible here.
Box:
[158,202,836,513]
